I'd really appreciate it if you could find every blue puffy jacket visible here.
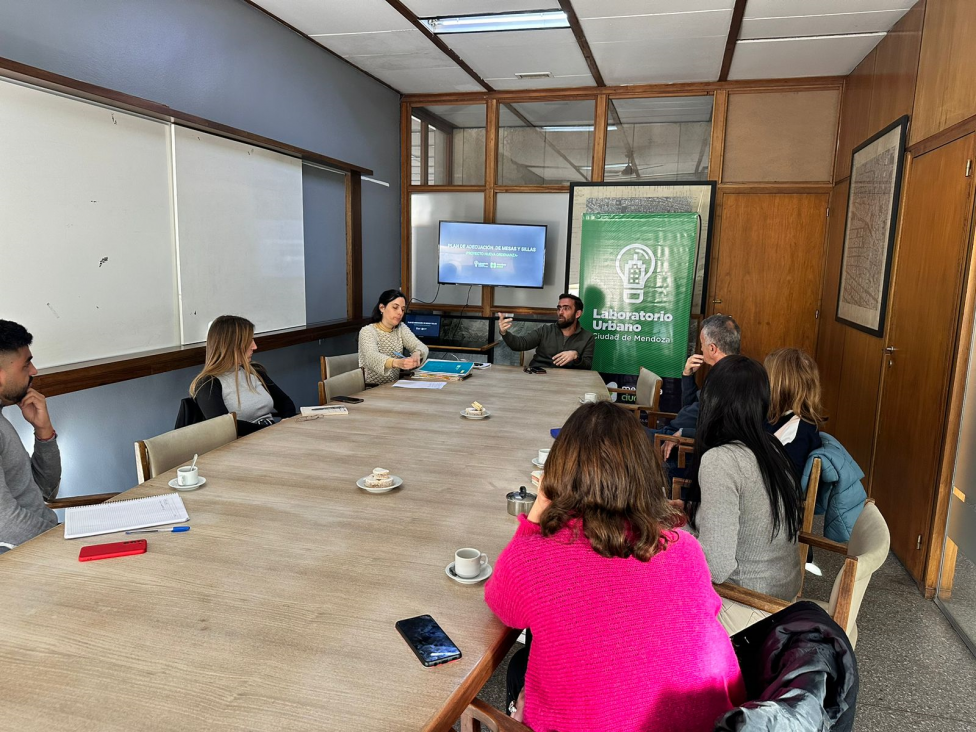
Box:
[801,434,867,543]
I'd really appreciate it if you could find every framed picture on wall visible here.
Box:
[836,116,909,336]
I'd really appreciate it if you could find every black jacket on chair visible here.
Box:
[715,601,858,732]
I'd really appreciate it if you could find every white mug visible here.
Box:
[583,392,597,403]
[538,448,551,464]
[455,548,488,579]
[177,465,199,487]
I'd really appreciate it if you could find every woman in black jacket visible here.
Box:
[189,315,296,436]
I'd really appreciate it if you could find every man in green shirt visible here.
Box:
[499,294,595,370]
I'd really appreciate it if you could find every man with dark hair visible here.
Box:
[0,320,60,549]
[653,313,741,458]
[498,293,595,370]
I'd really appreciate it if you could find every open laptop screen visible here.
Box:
[404,314,441,338]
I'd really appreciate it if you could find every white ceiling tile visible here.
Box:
[745,0,916,18]
[593,36,727,85]
[403,0,560,17]
[313,28,434,57]
[741,9,910,39]
[728,34,886,79]
[581,9,732,43]
[487,74,597,90]
[253,0,414,34]
[573,0,735,18]
[443,29,590,80]
[358,64,484,93]
[338,46,463,72]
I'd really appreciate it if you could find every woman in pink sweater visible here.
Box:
[485,401,745,732]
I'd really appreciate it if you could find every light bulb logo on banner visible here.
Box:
[615,243,655,303]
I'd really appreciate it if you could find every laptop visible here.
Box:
[404,314,472,348]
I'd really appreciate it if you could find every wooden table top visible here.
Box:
[0,366,607,731]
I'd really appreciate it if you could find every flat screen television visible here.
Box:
[438,221,547,288]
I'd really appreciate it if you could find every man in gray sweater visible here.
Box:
[498,294,595,370]
[0,320,60,550]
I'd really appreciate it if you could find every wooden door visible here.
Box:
[712,193,828,361]
[872,134,976,581]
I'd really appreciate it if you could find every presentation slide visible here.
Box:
[438,221,546,288]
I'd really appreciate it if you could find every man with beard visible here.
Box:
[498,294,595,370]
[0,320,60,550]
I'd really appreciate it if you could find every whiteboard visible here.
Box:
[0,79,179,368]
[173,128,306,344]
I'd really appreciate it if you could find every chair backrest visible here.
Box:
[135,413,237,483]
[320,368,366,404]
[519,348,536,368]
[799,458,821,562]
[320,352,360,381]
[635,366,662,410]
[827,499,890,640]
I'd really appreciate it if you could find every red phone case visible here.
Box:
[78,539,147,562]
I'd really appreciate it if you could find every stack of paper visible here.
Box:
[64,494,188,539]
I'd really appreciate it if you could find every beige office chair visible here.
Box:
[611,367,671,426]
[715,497,889,647]
[320,352,360,382]
[318,367,366,405]
[134,413,238,483]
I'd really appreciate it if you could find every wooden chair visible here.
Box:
[317,367,366,405]
[460,698,528,732]
[653,433,695,468]
[715,497,889,648]
[319,352,360,382]
[134,413,238,483]
[518,348,536,368]
[610,367,674,428]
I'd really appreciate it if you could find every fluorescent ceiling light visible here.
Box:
[540,125,616,132]
[738,32,886,43]
[424,11,569,34]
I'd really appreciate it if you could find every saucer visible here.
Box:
[168,477,206,491]
[531,457,547,468]
[445,562,493,585]
[579,397,599,404]
[460,409,491,420]
[356,475,403,493]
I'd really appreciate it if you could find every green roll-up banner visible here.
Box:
[579,213,699,378]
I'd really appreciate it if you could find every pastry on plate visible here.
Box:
[465,401,486,417]
[364,467,394,488]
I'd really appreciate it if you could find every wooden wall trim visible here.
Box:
[909,114,976,158]
[494,185,570,193]
[591,94,609,183]
[708,90,729,182]
[346,172,364,321]
[407,185,486,193]
[719,0,748,82]
[33,320,369,398]
[558,0,607,87]
[0,57,371,175]
[401,76,847,105]
[482,99,500,317]
[718,183,834,194]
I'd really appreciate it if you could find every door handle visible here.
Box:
[884,346,897,354]
[712,299,723,304]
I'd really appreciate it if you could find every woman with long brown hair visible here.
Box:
[764,347,824,477]
[190,315,296,435]
[485,401,744,732]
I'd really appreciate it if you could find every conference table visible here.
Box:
[0,365,608,731]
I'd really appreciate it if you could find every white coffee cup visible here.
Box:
[538,448,551,464]
[455,548,488,579]
[177,465,199,487]
[583,392,597,403]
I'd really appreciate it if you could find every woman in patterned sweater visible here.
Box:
[358,290,429,385]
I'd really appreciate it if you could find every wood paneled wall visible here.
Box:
[818,0,976,592]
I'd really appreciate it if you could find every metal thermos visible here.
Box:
[506,485,536,516]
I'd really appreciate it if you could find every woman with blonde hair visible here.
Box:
[190,315,296,435]
[486,401,744,732]
[764,347,824,476]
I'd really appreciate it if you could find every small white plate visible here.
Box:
[531,457,546,468]
[168,477,206,491]
[445,562,493,585]
[460,410,491,420]
[356,475,403,493]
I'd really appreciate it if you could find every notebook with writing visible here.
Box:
[64,494,189,539]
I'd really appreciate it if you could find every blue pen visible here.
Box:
[126,526,190,534]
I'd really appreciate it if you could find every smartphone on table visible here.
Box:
[331,395,364,404]
[396,614,462,667]
[79,539,147,562]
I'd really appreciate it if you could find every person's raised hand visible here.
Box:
[498,312,514,335]
[683,354,705,376]
[18,389,54,439]
[551,350,577,367]
[661,429,682,461]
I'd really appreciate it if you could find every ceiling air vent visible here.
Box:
[514,71,553,81]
